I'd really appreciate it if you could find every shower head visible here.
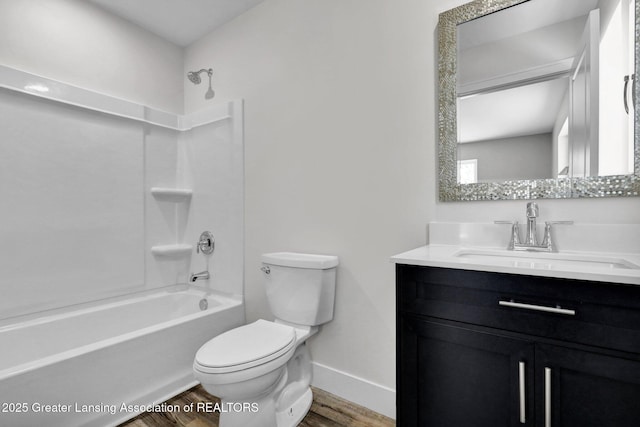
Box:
[187,68,215,100]
[187,68,212,85]
[187,71,201,84]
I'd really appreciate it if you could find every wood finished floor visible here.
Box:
[119,385,394,427]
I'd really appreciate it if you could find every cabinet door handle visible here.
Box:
[519,361,526,424]
[545,367,552,427]
[499,300,576,316]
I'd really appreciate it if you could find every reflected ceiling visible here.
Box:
[458,77,569,143]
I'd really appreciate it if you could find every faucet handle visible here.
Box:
[196,231,215,255]
[541,221,573,252]
[495,221,521,249]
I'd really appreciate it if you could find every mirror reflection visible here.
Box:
[456,0,635,184]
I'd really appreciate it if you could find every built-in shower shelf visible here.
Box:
[151,244,193,258]
[151,187,193,202]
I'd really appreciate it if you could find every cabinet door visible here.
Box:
[536,344,640,427]
[398,316,535,427]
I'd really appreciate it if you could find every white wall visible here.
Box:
[598,0,634,176]
[144,105,244,297]
[179,104,245,297]
[0,89,145,319]
[184,0,434,412]
[184,0,640,417]
[0,0,245,314]
[144,125,184,287]
[0,0,184,114]
[0,73,245,320]
[458,15,585,86]
[458,133,553,182]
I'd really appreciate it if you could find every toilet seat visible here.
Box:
[194,320,296,374]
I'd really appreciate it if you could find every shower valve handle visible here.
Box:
[196,231,215,255]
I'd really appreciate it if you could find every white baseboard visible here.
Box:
[311,362,396,420]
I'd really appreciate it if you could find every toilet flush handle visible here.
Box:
[261,266,270,274]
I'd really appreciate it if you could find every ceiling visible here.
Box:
[458,77,569,144]
[456,0,599,144]
[458,0,598,51]
[88,0,265,47]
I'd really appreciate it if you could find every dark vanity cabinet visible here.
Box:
[396,265,640,427]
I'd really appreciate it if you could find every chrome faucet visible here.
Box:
[524,202,539,246]
[190,271,210,282]
[190,231,214,283]
[496,203,572,252]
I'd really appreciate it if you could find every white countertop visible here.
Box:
[391,245,640,285]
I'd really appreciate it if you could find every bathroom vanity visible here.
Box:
[415,0,640,421]
[393,244,640,427]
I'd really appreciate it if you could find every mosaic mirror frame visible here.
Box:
[438,0,640,201]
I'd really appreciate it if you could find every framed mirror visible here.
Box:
[438,0,640,201]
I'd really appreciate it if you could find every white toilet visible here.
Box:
[193,252,338,427]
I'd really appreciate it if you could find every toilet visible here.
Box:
[193,252,339,427]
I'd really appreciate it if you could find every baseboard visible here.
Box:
[311,362,396,420]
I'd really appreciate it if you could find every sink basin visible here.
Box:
[453,249,640,271]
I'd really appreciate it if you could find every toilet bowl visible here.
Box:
[193,252,338,427]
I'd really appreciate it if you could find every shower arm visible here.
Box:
[193,68,212,77]
[187,67,215,99]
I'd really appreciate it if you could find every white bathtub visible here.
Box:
[0,285,244,427]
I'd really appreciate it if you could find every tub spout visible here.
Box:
[190,271,210,282]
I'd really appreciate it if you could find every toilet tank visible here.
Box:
[261,252,338,326]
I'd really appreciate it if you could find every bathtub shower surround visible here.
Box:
[0,65,244,426]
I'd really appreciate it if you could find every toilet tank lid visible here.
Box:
[262,252,339,269]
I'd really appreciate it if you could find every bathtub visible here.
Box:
[0,285,244,427]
